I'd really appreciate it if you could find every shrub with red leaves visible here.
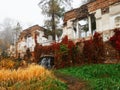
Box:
[110,28,120,51]
[83,32,105,64]
[34,35,76,68]
[61,35,69,45]
[93,32,105,63]
[83,39,94,64]
[34,32,106,68]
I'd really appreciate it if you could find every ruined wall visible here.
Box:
[88,0,120,34]
[88,0,119,12]
[63,9,77,23]
[62,20,76,40]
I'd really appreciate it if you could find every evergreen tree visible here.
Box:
[38,0,72,40]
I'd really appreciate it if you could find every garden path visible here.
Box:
[55,72,88,90]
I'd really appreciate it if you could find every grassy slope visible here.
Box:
[57,64,120,90]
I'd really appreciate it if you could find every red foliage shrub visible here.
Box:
[52,43,60,51]
[83,39,94,64]
[83,32,105,64]
[34,35,77,68]
[34,44,42,62]
[93,32,105,63]
[110,28,120,52]
[34,32,106,68]
[61,35,69,44]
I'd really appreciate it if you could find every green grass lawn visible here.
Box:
[57,64,120,90]
[5,77,67,90]
[5,78,67,90]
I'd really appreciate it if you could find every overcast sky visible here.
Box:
[0,0,81,29]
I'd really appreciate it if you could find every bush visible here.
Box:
[83,32,105,64]
[0,59,15,69]
[34,32,106,68]
[110,28,120,54]
[34,35,76,68]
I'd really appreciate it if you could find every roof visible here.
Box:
[19,25,46,40]
[22,24,45,33]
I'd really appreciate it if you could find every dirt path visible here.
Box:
[55,72,88,90]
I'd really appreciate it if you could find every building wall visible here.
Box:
[62,17,93,40]
[36,30,47,45]
[95,9,110,32]
[95,2,120,33]
[9,45,16,57]
[88,0,119,13]
[26,37,35,52]
[62,1,120,41]
[17,29,48,58]
[17,38,27,58]
[61,19,76,40]
[110,2,120,28]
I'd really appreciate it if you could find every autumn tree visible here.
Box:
[0,18,22,51]
[0,19,14,51]
[38,0,72,40]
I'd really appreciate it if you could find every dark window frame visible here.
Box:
[101,7,109,15]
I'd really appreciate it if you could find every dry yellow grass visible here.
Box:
[0,64,65,90]
[0,64,57,90]
[0,64,53,82]
[0,59,15,69]
[0,59,67,90]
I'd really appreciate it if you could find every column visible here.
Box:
[88,16,92,36]
[76,20,79,39]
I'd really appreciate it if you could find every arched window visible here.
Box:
[115,16,120,27]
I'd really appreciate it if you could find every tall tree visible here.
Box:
[38,0,72,40]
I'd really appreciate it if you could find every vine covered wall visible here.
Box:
[34,28,120,68]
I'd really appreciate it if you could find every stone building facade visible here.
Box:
[17,25,48,59]
[62,0,120,41]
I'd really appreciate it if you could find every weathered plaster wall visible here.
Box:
[62,19,76,39]
[88,0,119,12]
[95,2,120,32]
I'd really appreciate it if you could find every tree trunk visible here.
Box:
[52,0,56,41]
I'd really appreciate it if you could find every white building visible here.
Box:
[62,0,120,41]
[17,25,49,58]
[88,0,120,41]
[61,4,95,40]
[8,44,16,57]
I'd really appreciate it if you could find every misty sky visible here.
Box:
[0,0,81,29]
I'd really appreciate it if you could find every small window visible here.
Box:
[27,33,31,37]
[101,7,109,15]
[115,16,120,27]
